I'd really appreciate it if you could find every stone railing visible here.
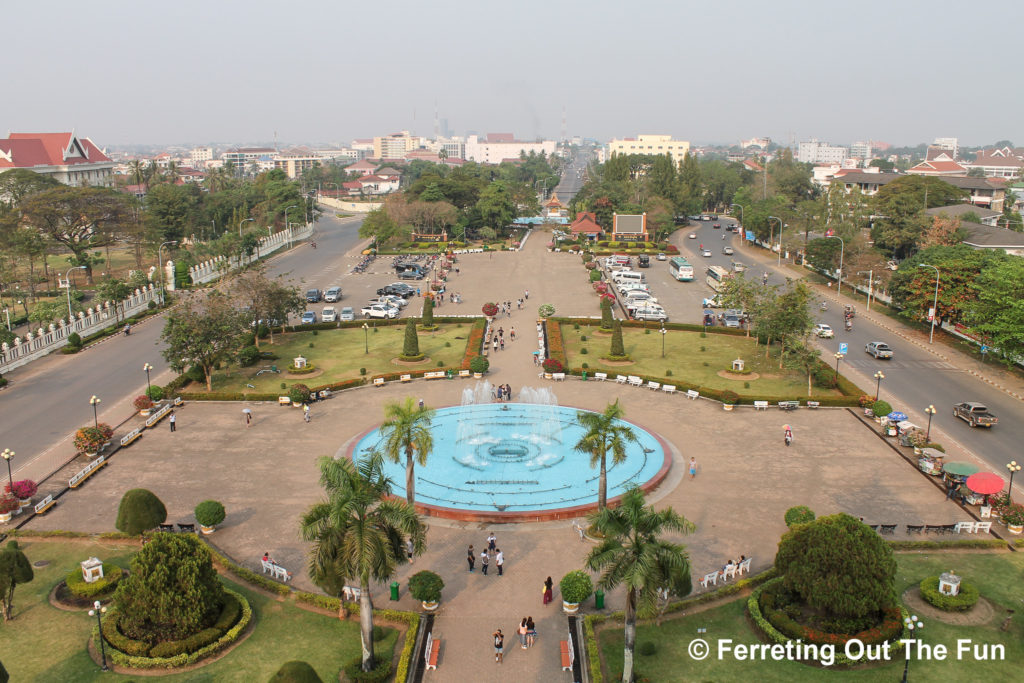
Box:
[184,223,314,287]
[0,284,162,374]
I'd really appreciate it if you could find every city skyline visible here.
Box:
[3,0,1023,149]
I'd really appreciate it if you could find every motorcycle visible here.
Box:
[820,302,828,311]
[845,320,853,332]
[310,241,317,249]
[123,324,131,336]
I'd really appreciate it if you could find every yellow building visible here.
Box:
[607,134,690,165]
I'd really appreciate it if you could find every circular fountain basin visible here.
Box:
[350,403,671,522]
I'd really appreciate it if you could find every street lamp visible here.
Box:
[917,263,940,344]
[767,216,783,266]
[1007,461,1021,503]
[857,270,875,311]
[901,615,923,683]
[89,600,110,671]
[924,405,936,442]
[833,352,844,381]
[238,217,255,236]
[90,395,101,428]
[158,241,177,305]
[826,235,845,296]
[362,322,369,354]
[64,266,87,324]
[143,363,153,396]
[283,205,297,239]
[730,203,744,243]
[873,371,885,401]
[1,449,13,497]
[660,323,667,358]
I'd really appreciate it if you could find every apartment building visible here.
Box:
[796,140,849,165]
[464,133,557,164]
[606,134,690,165]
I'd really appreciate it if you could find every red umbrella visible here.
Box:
[966,472,1004,496]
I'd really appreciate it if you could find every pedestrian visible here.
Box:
[496,548,504,576]
[493,629,504,663]
[455,267,460,275]
[784,428,793,447]
[500,338,505,351]
[493,337,499,351]
[244,409,252,427]
[481,550,490,575]
[406,538,414,563]
[526,617,536,647]
[418,398,424,410]
[468,545,476,571]
[543,576,553,605]
[510,326,516,341]
[525,290,529,300]
[946,479,958,501]
[169,411,176,432]
[688,457,697,479]
[518,618,529,649]
[487,532,496,553]
[303,404,311,423]
[498,327,504,339]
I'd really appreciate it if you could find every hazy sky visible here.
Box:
[4,0,1022,148]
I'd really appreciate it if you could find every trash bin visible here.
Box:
[595,589,604,609]
[447,369,454,379]
[390,581,399,601]
[582,371,587,381]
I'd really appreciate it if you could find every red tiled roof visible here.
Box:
[570,212,602,234]
[342,181,362,190]
[910,160,966,173]
[0,132,111,169]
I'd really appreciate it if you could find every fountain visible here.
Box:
[352,384,671,521]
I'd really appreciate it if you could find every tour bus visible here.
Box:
[668,257,694,282]
[706,265,732,291]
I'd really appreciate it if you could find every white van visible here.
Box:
[612,271,645,285]
[605,255,631,268]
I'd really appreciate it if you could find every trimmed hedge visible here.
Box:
[887,539,1007,550]
[64,564,123,598]
[919,575,980,611]
[343,655,391,682]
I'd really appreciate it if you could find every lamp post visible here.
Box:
[924,405,936,442]
[90,396,101,428]
[660,322,667,358]
[917,263,940,344]
[362,322,369,354]
[857,270,874,311]
[873,371,885,401]
[89,600,110,671]
[143,363,153,396]
[158,241,177,305]
[238,217,255,236]
[64,266,87,324]
[901,615,923,682]
[826,235,844,296]
[834,352,844,381]
[767,216,782,266]
[1007,461,1021,503]
[1,449,13,497]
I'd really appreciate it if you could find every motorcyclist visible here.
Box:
[123,323,131,336]
[845,319,853,331]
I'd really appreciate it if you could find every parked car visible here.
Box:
[865,341,893,359]
[702,296,722,308]
[656,252,667,261]
[321,307,338,322]
[713,223,721,229]
[731,261,747,272]
[632,307,668,322]
[377,283,416,297]
[624,291,658,305]
[300,311,317,324]
[339,307,355,322]
[723,314,741,328]
[814,323,834,338]
[361,304,399,319]
[722,246,734,255]
[305,289,322,303]
[953,402,997,428]
[324,286,342,302]
[397,268,426,280]
[637,254,651,268]
[617,282,650,294]
[378,294,408,308]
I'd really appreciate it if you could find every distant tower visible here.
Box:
[561,105,567,143]
[434,101,440,139]
[274,130,278,153]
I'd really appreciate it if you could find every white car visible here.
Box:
[625,292,658,305]
[814,323,834,338]
[688,232,697,239]
[722,246,734,255]
[617,282,650,294]
[321,306,338,322]
[379,294,408,309]
[656,253,667,261]
[701,249,712,257]
[631,306,668,322]
[361,304,399,319]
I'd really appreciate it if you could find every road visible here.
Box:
[0,212,365,481]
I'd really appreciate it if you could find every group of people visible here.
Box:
[467,532,505,576]
[516,616,538,649]
[492,383,514,401]
[720,555,747,578]
[491,325,515,352]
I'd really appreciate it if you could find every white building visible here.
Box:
[796,140,849,165]
[190,147,214,168]
[849,141,872,161]
[464,134,557,164]
[933,137,959,159]
[606,134,690,165]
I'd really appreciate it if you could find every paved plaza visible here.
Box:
[25,234,977,682]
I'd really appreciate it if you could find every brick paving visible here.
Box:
[24,233,973,682]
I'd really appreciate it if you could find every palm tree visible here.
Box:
[379,397,435,506]
[300,453,425,673]
[585,487,694,683]
[128,159,147,191]
[573,400,638,510]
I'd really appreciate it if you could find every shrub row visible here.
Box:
[887,539,1007,550]
[546,319,567,368]
[65,565,123,598]
[344,656,391,682]
[919,576,980,611]
[461,318,487,370]
[205,546,291,596]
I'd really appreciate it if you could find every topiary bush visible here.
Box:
[146,385,165,401]
[64,564,124,599]
[784,506,815,527]
[720,390,739,405]
[270,660,324,682]
[408,570,444,603]
[919,575,980,611]
[560,570,594,604]
[872,400,892,418]
[115,489,167,536]
[343,655,392,683]
[289,384,312,404]
[194,500,226,528]
[469,355,489,374]
[400,319,422,359]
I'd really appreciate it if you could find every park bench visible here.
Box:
[424,371,446,380]
[686,389,699,400]
[594,372,608,381]
[400,374,412,382]
[807,401,820,409]
[177,523,196,533]
[778,401,799,411]
[721,564,737,580]
[120,427,143,447]
[955,521,975,533]
[33,494,55,515]
[425,631,442,670]
[173,396,183,406]
[145,403,172,428]
[158,524,176,532]
[662,384,676,394]
[924,524,945,534]
[372,377,385,387]
[278,396,291,404]
[271,564,292,582]
[906,525,924,534]
[627,376,643,387]
[615,375,628,384]
[974,521,992,533]
[878,524,897,534]
[69,456,107,489]
[560,638,573,672]
[647,381,660,391]
[342,585,362,601]
[458,370,471,378]
[552,372,565,381]
[753,401,768,411]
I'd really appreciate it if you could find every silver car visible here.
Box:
[339,307,355,322]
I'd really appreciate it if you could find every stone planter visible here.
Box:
[84,452,98,458]
[723,404,734,412]
[913,447,922,455]
[473,372,482,379]
[293,402,304,408]
[544,373,553,380]
[0,512,11,524]
[421,600,439,612]
[139,409,151,417]
[1007,523,1023,535]
[18,497,31,508]
[200,524,216,535]
[562,600,580,615]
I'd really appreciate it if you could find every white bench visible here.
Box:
[424,371,446,380]
[34,494,55,514]
[69,456,107,489]
[753,401,769,411]
[955,521,975,533]
[974,521,992,533]
[647,381,660,391]
[342,585,362,601]
[400,374,412,382]
[686,389,699,400]
[662,384,676,394]
[615,375,628,384]
[627,376,643,387]
[721,564,737,581]
[738,557,752,575]
[552,372,566,381]
[279,396,291,405]
[119,427,143,447]
[807,401,820,409]
[372,377,385,387]
[425,631,442,670]
[594,372,608,381]
[271,564,292,582]
[145,403,172,428]
[458,370,471,378]
[261,559,273,573]
[699,571,719,589]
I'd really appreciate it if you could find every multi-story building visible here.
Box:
[741,137,771,150]
[222,147,276,174]
[0,132,114,187]
[606,134,690,165]
[849,141,872,160]
[933,137,959,159]
[190,147,214,167]
[373,131,417,160]
[273,153,320,179]
[796,140,849,165]
[464,134,557,164]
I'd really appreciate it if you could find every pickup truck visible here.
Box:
[953,402,998,428]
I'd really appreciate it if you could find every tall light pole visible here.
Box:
[90,395,101,428]
[143,362,153,396]
[363,322,369,354]
[834,352,844,381]
[1,449,14,497]
[925,405,936,442]
[238,217,255,236]
[826,234,845,296]
[64,266,87,324]
[89,600,110,671]
[858,270,874,311]
[660,322,667,358]
[874,371,885,401]
[158,241,177,305]
[918,263,940,344]
[901,615,923,683]
[1007,461,1021,503]
[767,216,783,266]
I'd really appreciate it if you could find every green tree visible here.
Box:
[475,181,517,232]
[609,319,626,358]
[97,278,132,323]
[144,183,202,243]
[422,296,434,328]
[770,281,814,366]
[585,487,694,683]
[600,297,614,330]
[379,397,434,506]
[300,454,425,672]
[115,488,167,537]
[970,259,1024,366]
[160,292,248,391]
[232,266,303,345]
[804,238,843,271]
[113,532,224,642]
[358,207,403,246]
[783,335,822,396]
[717,273,762,338]
[573,400,638,510]
[401,319,420,358]
[0,168,60,209]
[0,540,34,621]
[871,176,967,258]
[775,512,896,618]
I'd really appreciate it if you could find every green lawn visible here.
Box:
[210,322,474,393]
[598,552,1024,682]
[562,325,841,398]
[3,539,395,682]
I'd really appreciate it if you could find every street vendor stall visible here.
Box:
[965,472,1004,506]
[918,447,945,475]
[943,461,980,501]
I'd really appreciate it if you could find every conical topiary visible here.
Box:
[422,297,435,329]
[609,319,627,358]
[401,319,422,360]
[269,660,323,682]
[600,297,614,330]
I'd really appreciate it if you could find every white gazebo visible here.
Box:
[80,557,104,583]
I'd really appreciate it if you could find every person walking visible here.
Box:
[500,337,505,351]
[467,544,476,571]
[688,457,697,479]
[493,629,504,663]
[784,428,793,447]
[543,576,553,605]
[496,548,504,576]
[303,403,311,423]
[510,326,516,341]
[526,617,536,647]
[244,409,253,427]
[524,289,529,300]
[518,618,529,649]
[406,538,414,563]
[169,412,176,432]
[481,550,490,575]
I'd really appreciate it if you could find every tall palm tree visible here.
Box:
[128,159,146,191]
[379,397,435,506]
[585,487,694,683]
[573,400,638,510]
[300,453,425,673]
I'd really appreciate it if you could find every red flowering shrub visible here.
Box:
[5,479,38,499]
[481,302,499,317]
[133,395,155,411]
[542,358,563,373]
